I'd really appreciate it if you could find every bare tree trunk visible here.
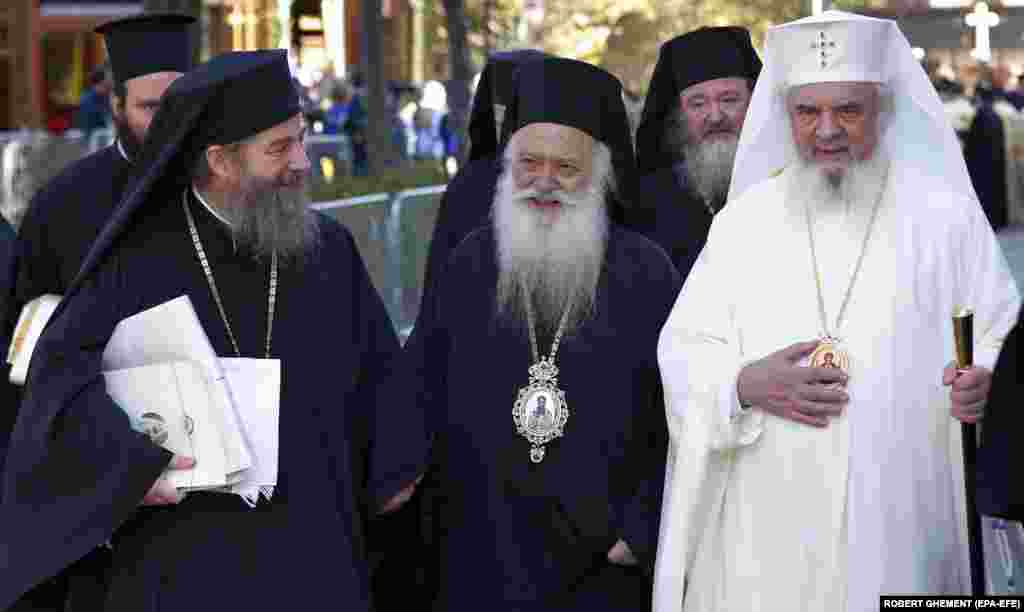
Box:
[361,0,397,173]
[442,0,473,163]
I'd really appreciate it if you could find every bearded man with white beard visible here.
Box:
[633,27,761,279]
[654,12,1021,612]
[0,50,421,611]
[405,57,680,611]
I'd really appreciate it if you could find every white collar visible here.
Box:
[191,184,234,229]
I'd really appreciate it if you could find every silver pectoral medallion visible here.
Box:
[513,358,569,463]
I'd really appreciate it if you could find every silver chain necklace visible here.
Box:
[512,298,572,463]
[182,190,278,358]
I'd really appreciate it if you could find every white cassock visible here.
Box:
[653,161,1021,612]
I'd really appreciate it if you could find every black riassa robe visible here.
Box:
[369,153,502,610]
[965,100,1009,231]
[634,166,714,281]
[2,144,136,469]
[0,191,421,611]
[1,143,136,612]
[420,154,501,300]
[410,224,680,611]
[977,307,1023,521]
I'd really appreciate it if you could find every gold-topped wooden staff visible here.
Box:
[954,307,986,596]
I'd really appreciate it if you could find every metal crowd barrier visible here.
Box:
[311,184,445,341]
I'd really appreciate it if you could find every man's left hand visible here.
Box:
[943,362,992,424]
[607,539,637,566]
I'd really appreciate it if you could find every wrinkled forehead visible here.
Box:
[680,76,751,100]
[786,80,879,107]
[510,122,595,162]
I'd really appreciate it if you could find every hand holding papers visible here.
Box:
[141,455,196,506]
[101,296,279,505]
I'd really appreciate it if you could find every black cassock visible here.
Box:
[977,307,1023,521]
[1,144,135,611]
[370,154,500,610]
[633,166,714,281]
[2,144,136,460]
[408,224,679,611]
[420,154,501,300]
[965,100,1009,231]
[0,191,420,611]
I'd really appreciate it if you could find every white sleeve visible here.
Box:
[958,200,1021,370]
[659,219,763,453]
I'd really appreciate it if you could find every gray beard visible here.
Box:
[492,163,610,338]
[220,175,320,263]
[793,151,889,214]
[683,135,739,208]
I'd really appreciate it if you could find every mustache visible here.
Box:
[510,187,585,208]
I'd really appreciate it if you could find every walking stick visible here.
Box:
[954,308,986,596]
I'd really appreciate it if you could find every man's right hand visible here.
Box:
[736,340,849,428]
[141,454,195,506]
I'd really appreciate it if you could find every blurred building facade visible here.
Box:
[0,0,421,131]
[867,1,1024,85]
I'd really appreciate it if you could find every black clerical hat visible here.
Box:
[72,50,300,291]
[467,49,548,161]
[95,14,196,86]
[499,57,638,226]
[635,27,762,174]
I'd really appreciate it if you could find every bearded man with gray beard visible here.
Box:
[405,57,680,611]
[655,13,1020,611]
[634,27,761,279]
[1,50,421,611]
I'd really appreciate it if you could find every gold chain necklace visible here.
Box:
[803,164,889,384]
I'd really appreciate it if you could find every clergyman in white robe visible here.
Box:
[653,12,1021,612]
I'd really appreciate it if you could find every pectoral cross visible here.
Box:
[811,30,837,69]
[966,2,1000,64]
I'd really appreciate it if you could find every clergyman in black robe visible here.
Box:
[977,306,1023,521]
[633,27,761,279]
[419,50,548,308]
[408,57,680,611]
[0,50,423,611]
[965,83,1009,231]
[376,50,552,610]
[0,15,196,611]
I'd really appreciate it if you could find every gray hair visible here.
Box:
[1,131,68,230]
[502,134,617,199]
[191,142,244,188]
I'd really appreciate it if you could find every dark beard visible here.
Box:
[113,113,143,162]
[221,173,320,263]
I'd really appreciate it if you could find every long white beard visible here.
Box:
[793,149,889,215]
[684,135,739,207]
[493,161,610,337]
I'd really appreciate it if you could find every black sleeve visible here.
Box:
[0,253,170,610]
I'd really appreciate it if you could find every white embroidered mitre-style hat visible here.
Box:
[767,12,889,89]
[727,10,976,205]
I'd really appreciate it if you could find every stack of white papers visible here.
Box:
[101,296,280,505]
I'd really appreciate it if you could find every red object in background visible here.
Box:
[46,110,72,134]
